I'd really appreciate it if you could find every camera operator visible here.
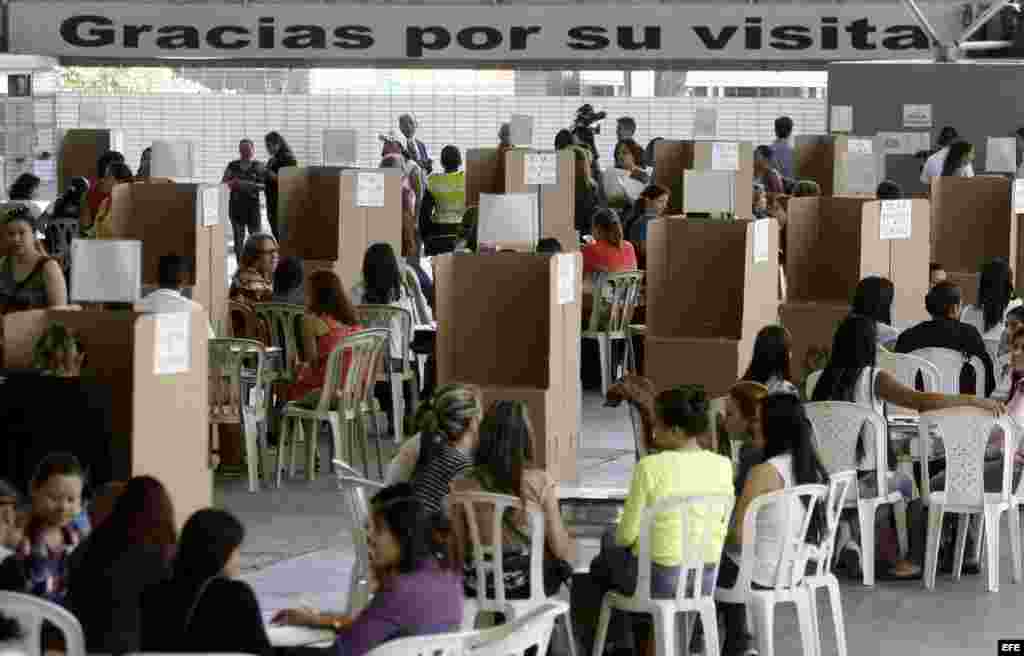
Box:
[572,104,609,213]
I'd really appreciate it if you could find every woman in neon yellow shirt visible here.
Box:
[585,386,734,656]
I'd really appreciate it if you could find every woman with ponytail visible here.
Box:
[384,383,482,517]
[582,207,637,276]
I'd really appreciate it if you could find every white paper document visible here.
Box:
[683,170,735,214]
[830,105,853,133]
[603,169,645,202]
[1014,179,1024,214]
[322,129,358,166]
[150,140,195,179]
[510,114,534,146]
[70,239,142,303]
[524,152,558,186]
[154,312,192,375]
[902,104,932,129]
[693,107,719,138]
[711,142,739,171]
[752,219,771,264]
[478,192,538,247]
[557,253,576,305]
[880,199,913,240]
[356,171,385,208]
[202,186,221,227]
[847,139,873,156]
[985,137,1017,173]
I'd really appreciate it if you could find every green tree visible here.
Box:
[58,67,180,95]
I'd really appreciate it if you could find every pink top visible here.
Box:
[582,240,638,275]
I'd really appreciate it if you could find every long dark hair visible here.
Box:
[265,131,294,161]
[173,508,244,588]
[742,325,793,385]
[941,141,972,176]
[362,243,402,305]
[811,314,878,403]
[851,276,895,326]
[760,394,828,543]
[82,476,176,563]
[473,400,533,502]
[8,173,40,201]
[370,484,436,574]
[978,257,1014,333]
[308,269,358,325]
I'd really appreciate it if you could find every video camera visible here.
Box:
[574,104,607,133]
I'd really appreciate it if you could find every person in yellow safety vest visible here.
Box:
[418,145,466,255]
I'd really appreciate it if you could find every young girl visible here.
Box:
[741,325,796,394]
[0,453,86,605]
[724,381,770,496]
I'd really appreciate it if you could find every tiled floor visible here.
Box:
[220,392,1024,655]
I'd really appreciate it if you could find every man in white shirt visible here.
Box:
[920,126,973,184]
[136,255,216,338]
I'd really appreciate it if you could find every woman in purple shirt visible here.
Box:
[274,484,463,656]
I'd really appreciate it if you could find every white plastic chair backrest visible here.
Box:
[315,328,390,413]
[910,347,983,397]
[735,484,826,591]
[336,473,385,614]
[209,338,267,414]
[0,591,85,656]
[449,491,546,609]
[919,408,1015,505]
[365,630,470,656]
[806,470,856,577]
[587,271,644,334]
[804,401,889,498]
[466,603,563,656]
[876,349,941,414]
[354,304,414,373]
[805,369,823,400]
[633,495,734,604]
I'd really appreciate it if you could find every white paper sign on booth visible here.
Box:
[985,137,1017,173]
[557,253,576,305]
[478,192,538,247]
[830,105,853,133]
[154,312,192,375]
[848,139,873,156]
[902,104,932,129]
[683,170,735,214]
[880,199,913,240]
[70,239,142,303]
[356,171,385,207]
[524,152,558,186]
[1014,179,1024,214]
[150,141,196,179]
[201,185,221,227]
[322,129,358,166]
[711,142,739,171]
[509,115,534,147]
[752,219,771,264]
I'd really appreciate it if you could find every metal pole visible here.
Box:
[958,39,1015,50]
[958,0,1014,44]
[900,0,945,46]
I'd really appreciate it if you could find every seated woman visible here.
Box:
[724,381,770,496]
[852,276,900,349]
[450,400,575,599]
[67,476,176,654]
[0,207,67,313]
[585,386,733,656]
[961,257,1019,341]
[385,383,482,520]
[230,233,278,304]
[716,394,829,656]
[583,208,637,277]
[811,314,1002,578]
[83,162,134,239]
[141,508,272,655]
[604,140,649,213]
[286,270,361,406]
[273,484,464,656]
[741,325,796,394]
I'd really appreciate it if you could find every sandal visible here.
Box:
[876,565,923,581]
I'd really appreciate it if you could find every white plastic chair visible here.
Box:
[209,338,268,493]
[804,402,908,586]
[355,305,418,442]
[467,602,565,656]
[364,626,471,656]
[336,468,385,615]
[714,484,827,656]
[583,271,644,397]
[449,491,577,656]
[909,347,984,397]
[876,349,941,416]
[920,408,1020,592]
[0,591,85,656]
[803,470,856,656]
[592,495,734,656]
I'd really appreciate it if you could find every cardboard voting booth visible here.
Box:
[109,182,228,334]
[278,167,402,290]
[57,129,123,190]
[653,141,754,218]
[3,309,211,525]
[785,197,930,325]
[780,302,851,382]
[466,148,505,208]
[434,253,581,481]
[505,149,577,251]
[793,135,880,196]
[930,177,1019,290]
[644,218,779,397]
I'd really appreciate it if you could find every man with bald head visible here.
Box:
[399,113,432,175]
